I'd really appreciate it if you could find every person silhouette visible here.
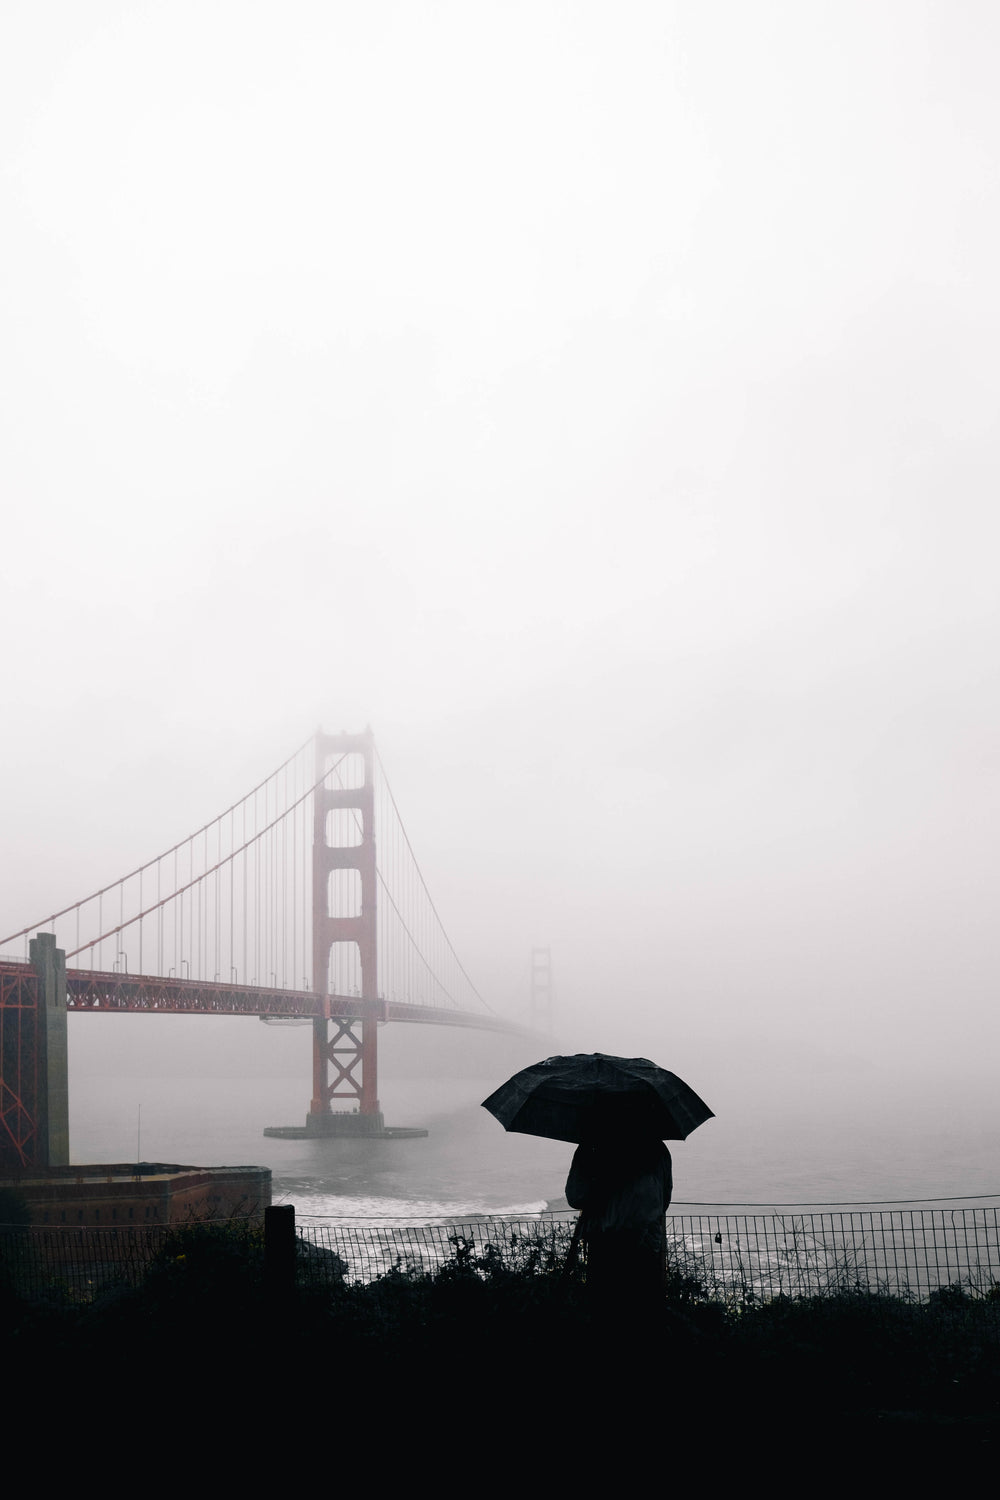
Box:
[565,1133,672,1309]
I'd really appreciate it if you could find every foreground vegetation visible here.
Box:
[3,1224,999,1461]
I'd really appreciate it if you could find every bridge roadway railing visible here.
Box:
[4,1206,1000,1305]
[1,957,528,1031]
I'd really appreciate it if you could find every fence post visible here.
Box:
[265,1204,296,1301]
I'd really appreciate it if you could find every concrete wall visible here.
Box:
[5,1162,271,1227]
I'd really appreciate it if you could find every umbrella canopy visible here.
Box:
[481,1053,714,1145]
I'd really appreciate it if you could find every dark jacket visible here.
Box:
[566,1139,672,1236]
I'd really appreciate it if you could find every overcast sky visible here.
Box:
[2,3,999,1106]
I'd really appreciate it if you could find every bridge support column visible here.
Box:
[264,728,426,1143]
[531,947,554,1036]
[30,933,69,1166]
[306,1014,385,1136]
[307,728,383,1135]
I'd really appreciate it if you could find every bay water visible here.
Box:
[68,1066,1000,1223]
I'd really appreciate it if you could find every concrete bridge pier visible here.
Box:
[30,932,69,1167]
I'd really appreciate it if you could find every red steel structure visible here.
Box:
[0,934,68,1169]
[309,728,383,1133]
[0,961,41,1168]
[61,973,502,1027]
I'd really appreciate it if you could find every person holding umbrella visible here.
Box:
[565,1130,674,1307]
[483,1052,712,1311]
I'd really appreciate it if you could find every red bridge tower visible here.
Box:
[307,728,385,1135]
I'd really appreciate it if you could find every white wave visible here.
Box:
[275,1188,553,1225]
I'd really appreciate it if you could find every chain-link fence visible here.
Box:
[665,1207,1000,1303]
[3,1206,1000,1305]
[292,1205,1000,1300]
[294,1214,578,1285]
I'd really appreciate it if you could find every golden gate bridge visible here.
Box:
[0,729,539,1169]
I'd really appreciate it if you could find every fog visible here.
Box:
[2,4,999,1159]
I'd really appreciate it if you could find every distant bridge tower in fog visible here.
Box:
[530,947,554,1036]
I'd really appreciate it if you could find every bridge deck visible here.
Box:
[1,961,533,1037]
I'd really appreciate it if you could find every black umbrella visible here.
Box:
[481,1052,713,1145]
